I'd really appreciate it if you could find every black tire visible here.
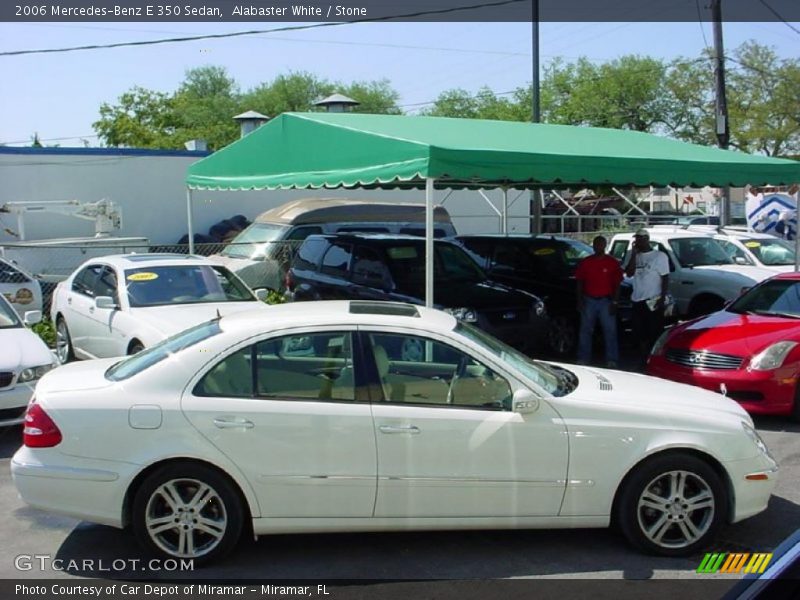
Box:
[791,382,800,423]
[132,463,244,565]
[616,452,727,556]
[128,340,145,355]
[548,314,577,357]
[55,317,75,364]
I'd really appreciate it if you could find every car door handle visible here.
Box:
[379,425,420,435]
[680,281,694,285]
[213,417,255,429]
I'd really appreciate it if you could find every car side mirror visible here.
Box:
[512,389,540,414]
[254,288,269,301]
[95,296,118,310]
[23,310,42,325]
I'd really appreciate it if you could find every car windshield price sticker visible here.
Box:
[127,272,159,281]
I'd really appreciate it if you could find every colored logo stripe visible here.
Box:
[696,553,773,575]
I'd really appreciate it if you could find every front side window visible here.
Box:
[95,267,119,302]
[71,264,104,297]
[669,237,733,267]
[196,332,356,401]
[0,296,22,329]
[366,332,512,409]
[124,265,254,307]
[351,246,392,288]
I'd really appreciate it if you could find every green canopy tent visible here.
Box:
[186,112,800,305]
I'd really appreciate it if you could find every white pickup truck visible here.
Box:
[609,228,775,318]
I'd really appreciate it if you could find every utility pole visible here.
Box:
[711,0,730,229]
[530,0,542,233]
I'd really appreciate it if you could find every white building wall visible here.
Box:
[0,148,530,244]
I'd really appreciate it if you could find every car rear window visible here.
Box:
[105,320,222,381]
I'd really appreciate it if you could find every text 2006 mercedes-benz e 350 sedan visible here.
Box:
[13,301,777,564]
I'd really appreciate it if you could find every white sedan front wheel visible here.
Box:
[55,318,74,364]
[133,463,244,564]
[617,453,726,556]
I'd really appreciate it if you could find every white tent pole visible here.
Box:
[502,187,509,234]
[425,177,435,308]
[186,188,195,255]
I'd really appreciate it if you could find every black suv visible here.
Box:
[457,234,632,356]
[286,234,549,355]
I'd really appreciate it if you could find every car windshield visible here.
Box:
[0,296,22,329]
[385,242,486,291]
[729,279,800,318]
[455,322,572,396]
[105,320,222,381]
[669,237,733,266]
[561,239,593,266]
[220,223,289,259]
[124,265,255,307]
[744,238,796,266]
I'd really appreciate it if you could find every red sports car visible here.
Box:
[647,272,800,419]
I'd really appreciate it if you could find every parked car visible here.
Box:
[0,294,55,426]
[50,254,268,362]
[286,234,549,355]
[0,257,42,317]
[12,301,777,564]
[210,198,457,291]
[456,234,634,356]
[710,229,797,273]
[609,229,775,318]
[648,272,800,419]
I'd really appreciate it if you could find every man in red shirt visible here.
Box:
[575,235,624,367]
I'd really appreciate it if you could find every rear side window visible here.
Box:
[294,238,328,271]
[399,227,448,238]
[609,240,630,260]
[321,244,353,277]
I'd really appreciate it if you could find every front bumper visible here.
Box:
[647,355,796,416]
[0,381,36,426]
[725,452,779,523]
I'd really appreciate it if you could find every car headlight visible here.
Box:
[748,341,798,371]
[444,307,478,323]
[18,364,54,383]
[742,422,772,459]
[650,329,671,356]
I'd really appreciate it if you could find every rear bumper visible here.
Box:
[11,446,133,528]
[647,356,796,416]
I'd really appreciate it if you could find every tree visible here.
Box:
[95,69,402,149]
[94,87,178,149]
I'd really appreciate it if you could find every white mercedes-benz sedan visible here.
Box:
[13,301,777,564]
[50,253,269,362]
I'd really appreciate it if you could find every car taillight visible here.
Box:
[284,270,295,291]
[23,403,62,448]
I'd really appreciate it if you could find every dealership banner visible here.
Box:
[2,0,800,23]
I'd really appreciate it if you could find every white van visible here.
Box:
[210,198,457,291]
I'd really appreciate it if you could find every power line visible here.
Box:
[758,0,800,36]
[0,0,528,57]
[695,0,710,51]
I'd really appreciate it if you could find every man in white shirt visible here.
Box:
[624,229,670,364]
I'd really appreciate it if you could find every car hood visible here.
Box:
[127,302,265,338]
[694,264,775,283]
[556,363,750,422]
[395,279,540,309]
[664,310,800,355]
[0,328,54,371]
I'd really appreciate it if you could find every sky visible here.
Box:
[0,19,798,147]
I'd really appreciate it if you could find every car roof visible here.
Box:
[219,300,458,335]
[456,234,585,244]
[613,228,715,240]
[309,233,457,244]
[254,198,452,225]
[82,253,219,269]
